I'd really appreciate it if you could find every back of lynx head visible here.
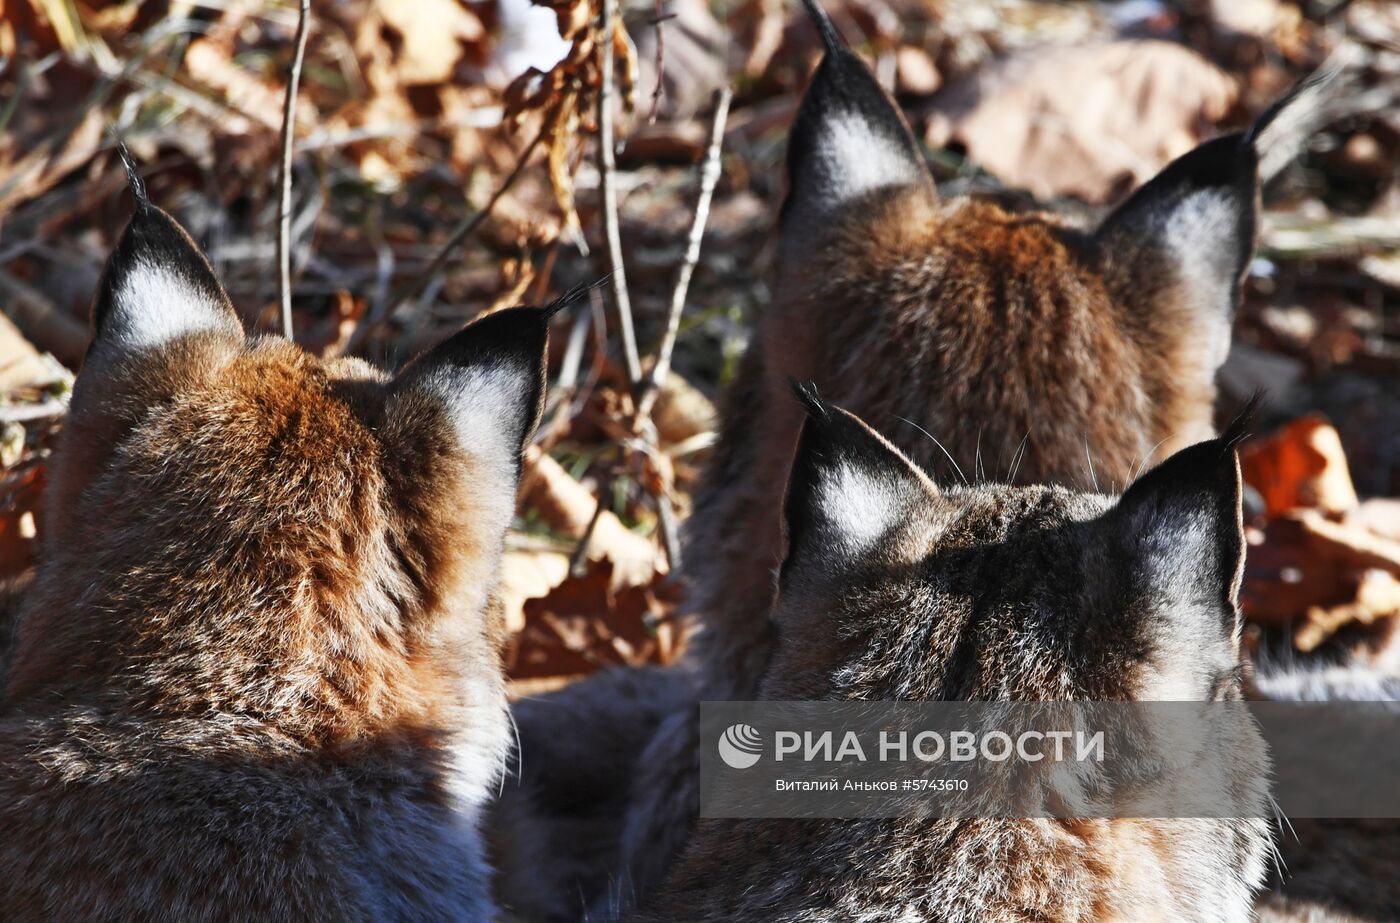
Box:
[752,389,1271,919]
[5,192,551,757]
[774,3,1334,484]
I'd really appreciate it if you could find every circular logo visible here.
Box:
[717,723,763,769]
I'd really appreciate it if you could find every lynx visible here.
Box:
[0,179,553,920]
[622,390,1273,922]
[490,2,1329,916]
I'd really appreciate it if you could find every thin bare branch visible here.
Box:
[634,86,731,424]
[646,0,671,124]
[596,0,643,384]
[0,269,89,369]
[276,0,311,340]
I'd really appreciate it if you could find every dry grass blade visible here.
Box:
[277,0,312,340]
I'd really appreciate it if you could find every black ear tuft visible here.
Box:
[545,278,605,320]
[799,0,843,57]
[789,378,831,423]
[784,397,936,571]
[396,304,554,455]
[115,142,149,209]
[781,0,932,240]
[1220,393,1263,450]
[90,196,241,355]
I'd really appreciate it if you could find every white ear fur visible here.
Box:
[814,459,914,557]
[92,204,242,357]
[104,258,241,352]
[412,361,537,483]
[785,390,938,568]
[1155,187,1240,366]
[809,107,928,211]
[393,303,551,478]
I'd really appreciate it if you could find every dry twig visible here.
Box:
[596,0,643,384]
[276,0,311,340]
[647,0,671,124]
[0,269,89,369]
[634,86,732,424]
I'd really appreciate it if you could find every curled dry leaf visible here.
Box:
[496,549,571,634]
[1240,415,1360,517]
[374,0,484,86]
[1293,508,1400,577]
[922,40,1236,202]
[500,0,637,235]
[520,446,666,591]
[504,557,680,681]
[650,371,717,448]
[1297,568,1400,653]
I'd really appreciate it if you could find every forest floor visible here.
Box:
[1,0,1397,690]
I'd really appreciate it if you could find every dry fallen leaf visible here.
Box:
[0,312,62,394]
[1242,515,1352,629]
[374,0,483,86]
[520,447,666,591]
[1297,568,1400,653]
[922,40,1237,202]
[497,549,571,634]
[1240,416,1360,517]
[0,107,105,213]
[504,558,679,680]
[182,37,285,133]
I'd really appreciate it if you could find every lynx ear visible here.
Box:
[1096,72,1335,369]
[783,383,937,570]
[91,189,242,357]
[1109,413,1249,632]
[781,0,933,240]
[394,303,555,471]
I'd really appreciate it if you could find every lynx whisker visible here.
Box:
[1084,436,1099,492]
[1128,436,1172,485]
[974,427,985,484]
[1007,430,1031,484]
[896,415,969,487]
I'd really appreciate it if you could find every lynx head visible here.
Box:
[776,0,1334,482]
[757,386,1271,916]
[6,193,551,767]
[771,385,1254,704]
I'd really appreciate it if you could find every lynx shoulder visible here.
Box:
[0,187,553,921]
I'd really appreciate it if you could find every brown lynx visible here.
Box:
[0,183,553,920]
[623,390,1272,922]
[490,3,1329,917]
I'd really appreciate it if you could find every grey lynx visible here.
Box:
[488,0,1330,915]
[621,390,1272,922]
